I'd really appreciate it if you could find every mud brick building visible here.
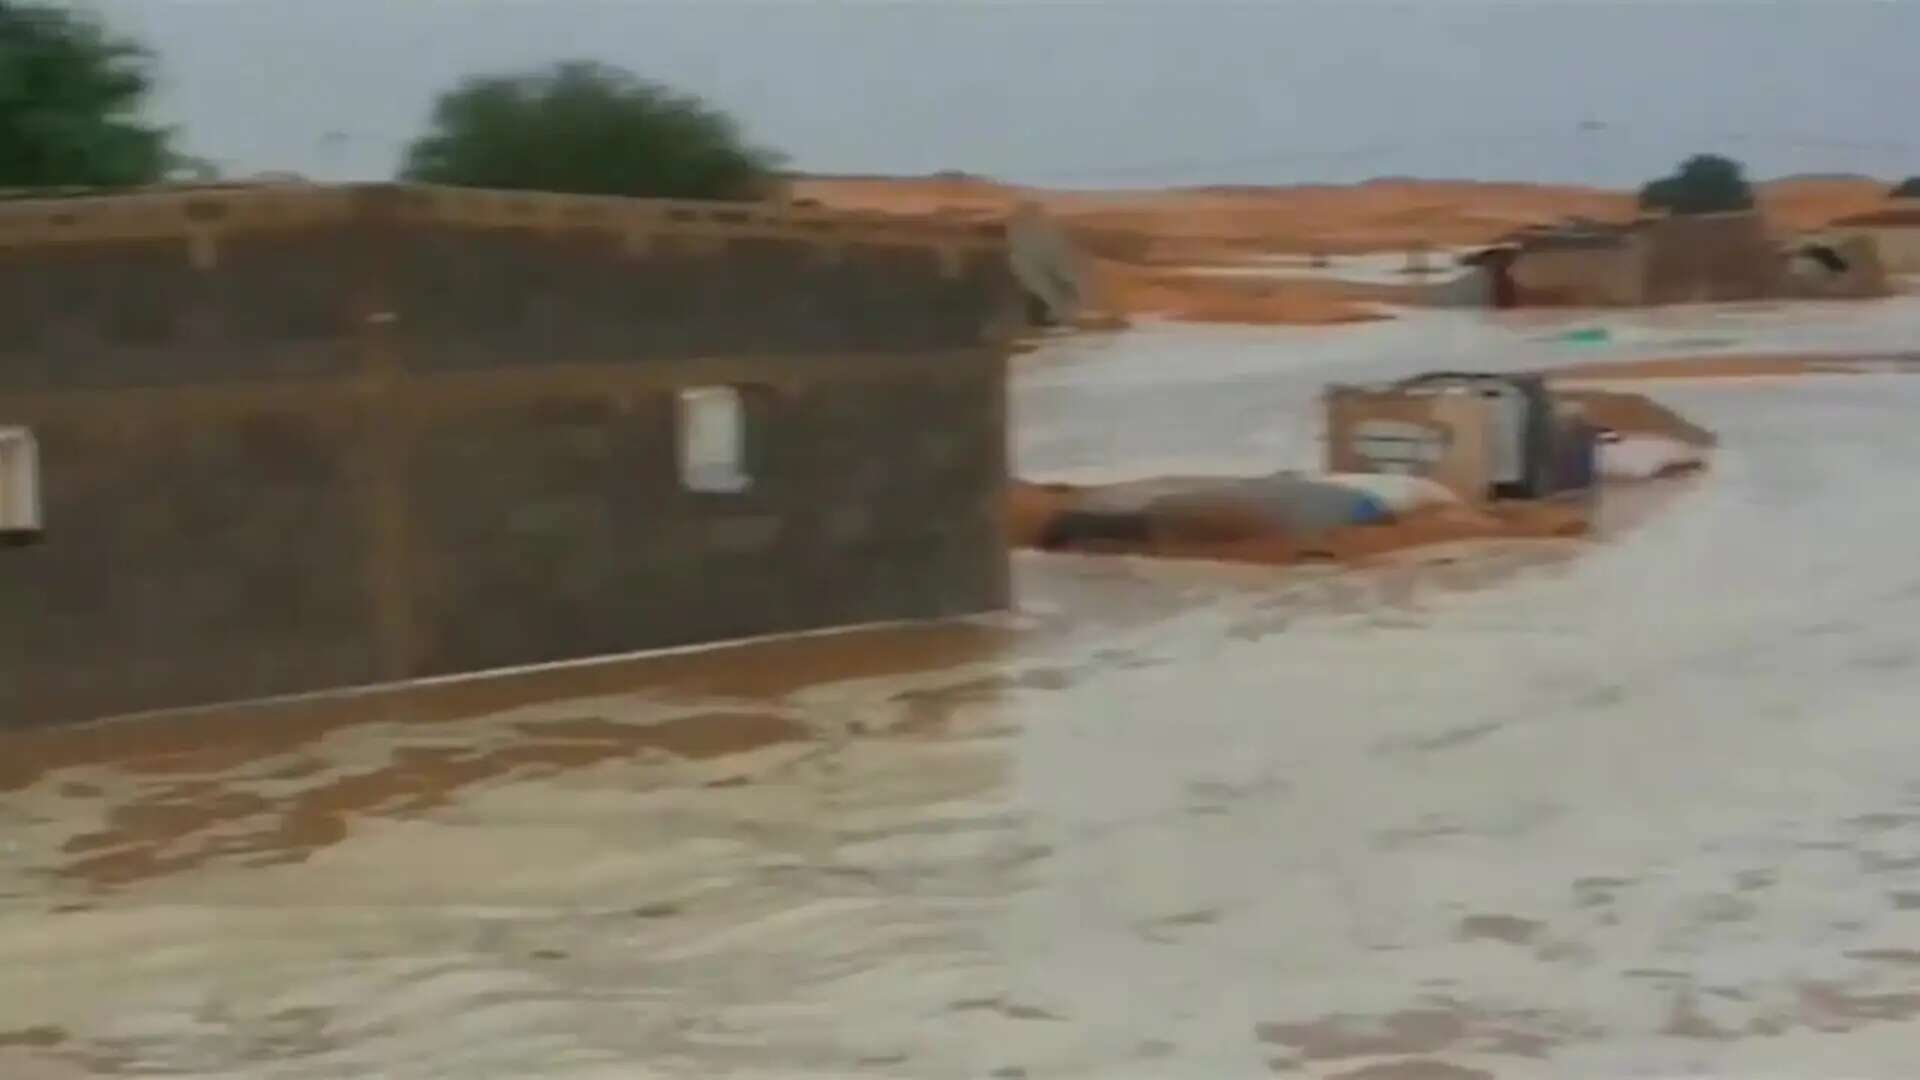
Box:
[0,184,1020,726]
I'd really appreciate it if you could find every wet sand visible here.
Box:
[10,302,1920,1076]
[1546,351,1920,384]
[1006,480,1593,567]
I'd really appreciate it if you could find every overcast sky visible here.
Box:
[92,0,1920,189]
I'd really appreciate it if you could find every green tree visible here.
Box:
[0,1,172,188]
[1638,154,1755,216]
[401,61,782,200]
[1891,176,1920,199]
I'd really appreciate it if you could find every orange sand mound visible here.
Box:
[1546,352,1918,387]
[1008,481,1588,567]
[1553,387,1719,447]
[796,176,1636,258]
[1315,500,1590,561]
[1758,177,1900,232]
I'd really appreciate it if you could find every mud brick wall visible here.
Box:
[0,406,380,721]
[0,185,1016,726]
[1641,211,1784,305]
[1509,240,1647,307]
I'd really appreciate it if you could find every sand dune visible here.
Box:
[794,173,1901,325]
[796,173,1893,256]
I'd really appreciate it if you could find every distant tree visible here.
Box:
[0,1,174,188]
[1891,176,1920,199]
[400,61,782,200]
[1638,154,1756,216]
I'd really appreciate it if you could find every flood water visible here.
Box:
[1171,250,1475,288]
[8,298,1920,1078]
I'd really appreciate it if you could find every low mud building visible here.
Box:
[1460,211,1820,308]
[0,184,1021,726]
[1783,235,1889,299]
[1828,206,1920,275]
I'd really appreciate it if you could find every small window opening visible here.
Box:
[0,427,43,547]
[678,387,752,494]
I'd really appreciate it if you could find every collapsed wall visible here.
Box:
[0,184,1021,727]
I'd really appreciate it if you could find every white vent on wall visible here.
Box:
[0,427,42,538]
[678,387,751,494]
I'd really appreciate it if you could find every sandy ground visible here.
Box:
[9,300,1920,1077]
[799,174,1906,326]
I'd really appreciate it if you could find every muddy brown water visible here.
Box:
[9,300,1920,1077]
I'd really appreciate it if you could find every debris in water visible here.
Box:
[1555,326,1612,345]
